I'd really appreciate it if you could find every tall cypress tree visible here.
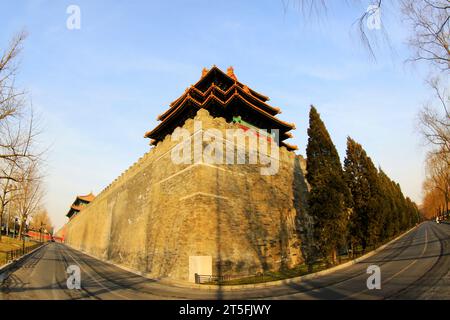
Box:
[395,183,409,232]
[344,137,370,252]
[363,155,384,248]
[344,139,421,251]
[378,169,396,241]
[306,106,349,266]
[389,179,402,236]
[344,137,384,251]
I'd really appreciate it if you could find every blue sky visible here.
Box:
[1,0,431,230]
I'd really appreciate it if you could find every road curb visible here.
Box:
[0,243,47,283]
[156,223,422,291]
[63,223,421,292]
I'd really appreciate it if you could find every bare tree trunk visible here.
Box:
[18,217,23,240]
[0,203,3,241]
[331,248,337,265]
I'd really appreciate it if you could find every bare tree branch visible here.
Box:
[0,31,47,241]
[418,75,450,161]
[402,0,450,71]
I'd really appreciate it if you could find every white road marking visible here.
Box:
[382,229,428,284]
[344,228,429,299]
[63,246,132,300]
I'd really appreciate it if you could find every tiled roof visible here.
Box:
[145,66,297,151]
[77,192,95,203]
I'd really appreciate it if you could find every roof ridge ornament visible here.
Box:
[227,66,237,81]
[202,67,209,77]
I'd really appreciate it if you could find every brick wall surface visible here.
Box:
[65,109,312,281]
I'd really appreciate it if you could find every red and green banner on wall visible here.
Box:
[232,116,275,142]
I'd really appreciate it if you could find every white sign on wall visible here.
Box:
[189,256,212,283]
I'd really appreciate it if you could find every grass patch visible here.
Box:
[0,236,40,266]
[206,263,330,286]
[204,253,366,286]
[203,231,414,286]
[0,237,37,251]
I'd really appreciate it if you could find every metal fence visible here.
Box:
[0,242,43,266]
[195,273,264,284]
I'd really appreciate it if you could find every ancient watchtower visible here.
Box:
[64,66,310,282]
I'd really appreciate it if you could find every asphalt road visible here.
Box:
[0,221,448,300]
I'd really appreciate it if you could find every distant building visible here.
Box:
[66,193,95,220]
[27,230,52,242]
[53,226,66,243]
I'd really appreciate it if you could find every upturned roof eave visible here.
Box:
[145,93,295,140]
[158,82,279,122]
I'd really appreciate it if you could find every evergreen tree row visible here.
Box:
[306,106,420,266]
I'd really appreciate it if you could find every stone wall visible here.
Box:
[65,109,311,281]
